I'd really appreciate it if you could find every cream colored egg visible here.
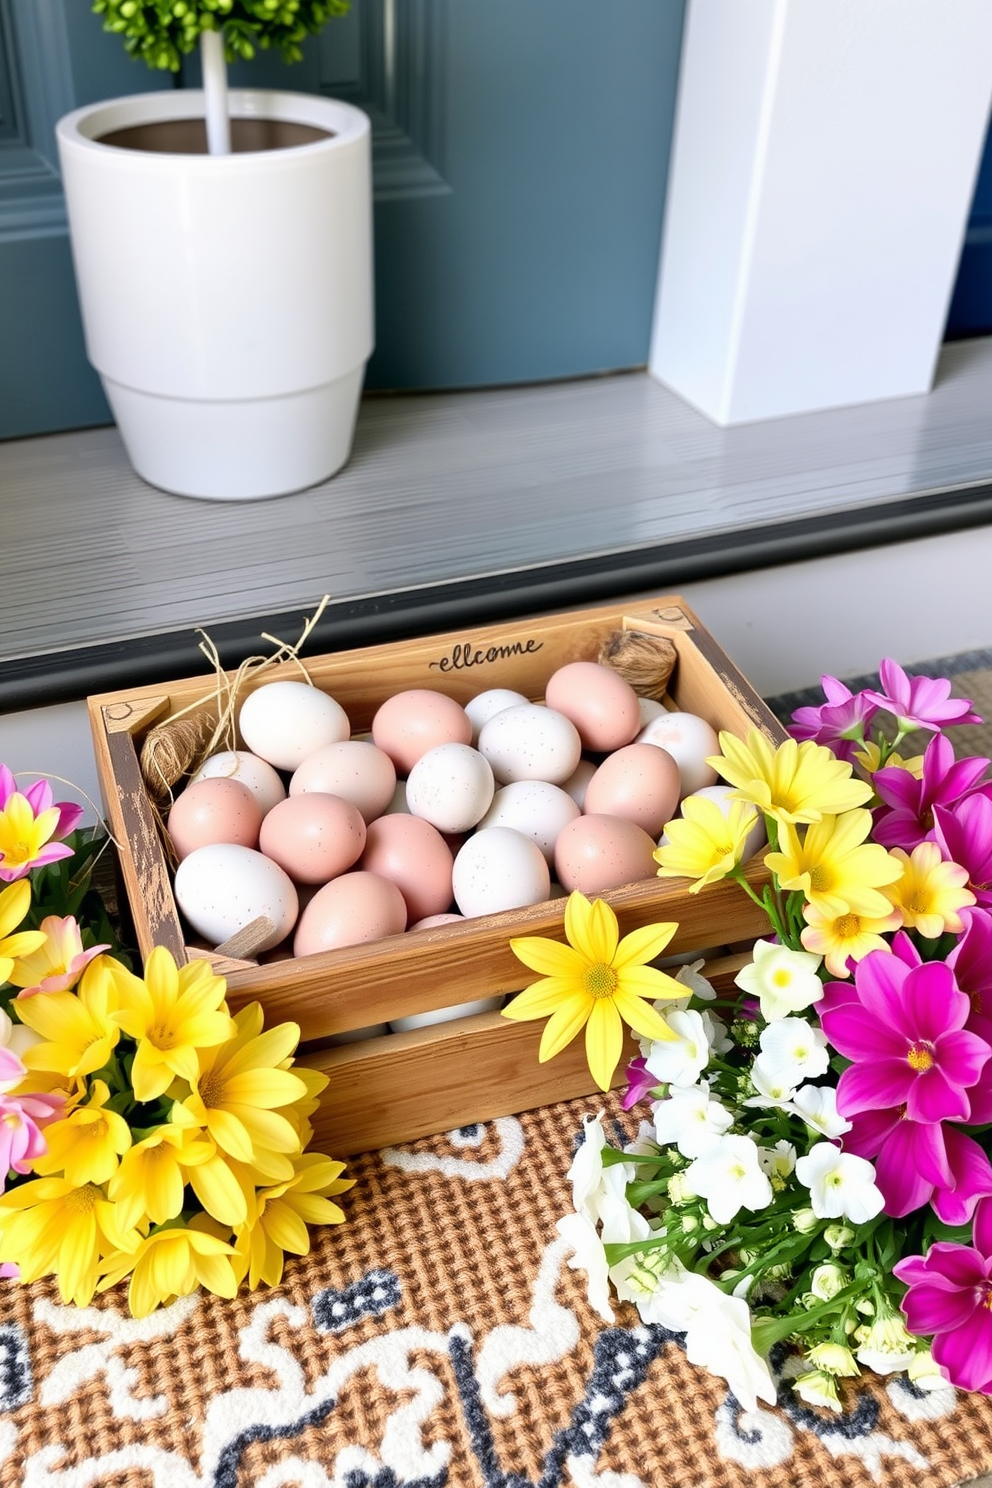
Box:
[477,780,580,862]
[406,743,495,833]
[636,711,720,796]
[464,688,529,744]
[452,827,551,917]
[190,749,287,814]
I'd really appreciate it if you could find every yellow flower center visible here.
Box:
[147,1023,178,1050]
[63,1183,100,1213]
[809,865,833,892]
[772,969,792,988]
[835,914,861,940]
[198,1070,224,1108]
[584,963,618,1000]
[2,1113,20,1130]
[907,894,932,915]
[907,1041,935,1072]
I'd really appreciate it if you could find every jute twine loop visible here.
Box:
[138,596,332,830]
[598,629,678,698]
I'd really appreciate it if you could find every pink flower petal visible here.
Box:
[837,1059,914,1116]
[933,1129,992,1227]
[933,1305,992,1392]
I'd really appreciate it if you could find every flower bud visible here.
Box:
[792,1369,842,1412]
[908,1348,947,1392]
[823,1224,855,1251]
[792,1207,819,1235]
[810,1263,847,1301]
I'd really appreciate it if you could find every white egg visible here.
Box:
[636,710,720,796]
[238,680,350,771]
[464,688,529,744]
[637,696,667,728]
[477,780,580,862]
[477,703,582,785]
[390,996,504,1033]
[174,843,298,952]
[561,759,597,811]
[405,742,495,832]
[190,749,287,814]
[684,783,768,861]
[452,827,551,917]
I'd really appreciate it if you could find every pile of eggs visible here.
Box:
[168,663,738,973]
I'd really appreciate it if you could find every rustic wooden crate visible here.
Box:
[88,595,785,1153]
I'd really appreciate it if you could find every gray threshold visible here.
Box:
[3,337,992,709]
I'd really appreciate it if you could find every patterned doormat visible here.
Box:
[1,1088,991,1488]
[5,651,992,1488]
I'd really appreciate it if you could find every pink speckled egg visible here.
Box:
[371,690,472,775]
[360,813,454,922]
[583,743,681,837]
[554,814,658,894]
[544,661,641,751]
[293,871,408,956]
[259,793,366,885]
[290,740,397,824]
[167,777,263,861]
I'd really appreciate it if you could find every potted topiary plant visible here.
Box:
[55,2,373,501]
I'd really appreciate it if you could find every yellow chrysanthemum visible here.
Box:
[765,810,903,919]
[654,796,760,892]
[16,955,121,1081]
[0,1176,140,1305]
[32,1079,131,1187]
[0,880,46,983]
[234,1152,353,1290]
[182,1004,309,1166]
[111,947,235,1103]
[503,892,683,1092]
[107,1109,215,1229]
[710,731,872,827]
[884,842,975,939]
[800,903,903,978]
[98,1218,239,1318]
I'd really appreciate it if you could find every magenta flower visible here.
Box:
[622,1056,658,1110]
[864,660,981,733]
[0,1093,51,1178]
[790,676,879,761]
[0,766,83,839]
[873,734,992,852]
[820,951,991,1124]
[934,797,992,909]
[845,1108,992,1222]
[0,766,83,883]
[894,1197,992,1392]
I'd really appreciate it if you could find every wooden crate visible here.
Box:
[88,595,785,1153]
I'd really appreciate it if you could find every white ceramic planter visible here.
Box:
[649,0,992,425]
[57,89,373,500]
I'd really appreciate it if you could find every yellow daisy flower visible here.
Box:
[99,1218,239,1318]
[710,731,872,827]
[502,891,682,1092]
[111,947,235,1103]
[884,842,976,939]
[182,1004,309,1166]
[32,1079,132,1187]
[0,793,66,880]
[800,903,903,978]
[107,1109,215,1229]
[0,880,46,984]
[765,810,903,919]
[0,1176,140,1306]
[654,796,760,892]
[16,955,122,1081]
[234,1152,353,1290]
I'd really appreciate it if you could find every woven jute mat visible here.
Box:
[1,1087,991,1488]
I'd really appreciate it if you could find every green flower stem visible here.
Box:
[750,1282,867,1355]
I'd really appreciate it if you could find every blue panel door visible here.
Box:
[0,0,685,436]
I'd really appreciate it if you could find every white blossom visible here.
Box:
[556,1211,614,1322]
[795,1142,884,1224]
[566,1112,633,1225]
[854,1312,919,1374]
[757,1140,796,1182]
[734,939,824,1021]
[784,1083,851,1138]
[685,1135,774,1224]
[792,1370,842,1412]
[743,1055,797,1109]
[681,1281,777,1412]
[652,1083,733,1159]
[644,1009,716,1087]
[757,1017,830,1085]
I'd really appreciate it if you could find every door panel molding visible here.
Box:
[0,0,73,240]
